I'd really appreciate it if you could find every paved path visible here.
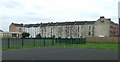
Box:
[2,47,118,60]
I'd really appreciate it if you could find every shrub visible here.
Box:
[22,32,30,38]
[80,36,83,38]
[36,34,41,38]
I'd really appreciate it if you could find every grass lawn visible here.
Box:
[2,42,119,50]
[54,42,119,50]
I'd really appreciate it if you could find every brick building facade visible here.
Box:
[9,23,23,33]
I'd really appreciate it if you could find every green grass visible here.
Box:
[2,43,54,50]
[2,42,119,51]
[53,42,119,50]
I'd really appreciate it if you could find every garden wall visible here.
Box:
[86,37,120,43]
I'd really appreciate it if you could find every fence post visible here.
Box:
[74,38,75,44]
[69,38,71,44]
[52,38,54,46]
[65,38,66,44]
[60,38,61,45]
[84,38,86,44]
[80,38,82,44]
[44,38,46,46]
[8,38,10,49]
[77,38,78,44]
[16,38,18,48]
[22,38,24,47]
[72,38,73,44]
[56,38,57,43]
[34,39,35,47]
[55,38,57,46]
[68,38,69,44]
[66,38,67,44]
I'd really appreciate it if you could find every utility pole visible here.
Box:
[118,1,120,37]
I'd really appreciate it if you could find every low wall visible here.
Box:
[86,37,119,43]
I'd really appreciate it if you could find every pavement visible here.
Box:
[2,47,118,60]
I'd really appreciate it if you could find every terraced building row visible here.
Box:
[9,16,119,38]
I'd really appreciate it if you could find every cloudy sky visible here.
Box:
[0,0,119,32]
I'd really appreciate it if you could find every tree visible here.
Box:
[36,34,41,38]
[58,37,61,38]
[80,36,83,38]
[52,35,55,38]
[22,32,30,38]
[51,35,55,38]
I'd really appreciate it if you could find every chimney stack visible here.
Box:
[41,22,42,24]
[106,18,111,21]
[100,16,104,18]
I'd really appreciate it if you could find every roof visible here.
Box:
[49,23,57,26]
[76,21,87,25]
[56,21,96,26]
[12,21,96,28]
[41,23,48,27]
[26,24,35,28]
[0,30,3,32]
[34,24,41,27]
[12,23,23,27]
[85,21,96,25]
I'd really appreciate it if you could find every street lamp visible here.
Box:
[118,1,120,37]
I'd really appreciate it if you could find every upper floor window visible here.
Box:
[89,26,91,30]
[88,32,91,36]
[19,28,22,32]
[81,26,84,29]
[82,33,84,35]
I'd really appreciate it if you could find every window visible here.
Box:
[89,26,91,30]
[82,32,84,35]
[86,26,88,29]
[88,32,91,36]
[81,26,84,29]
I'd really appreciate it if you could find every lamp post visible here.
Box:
[118,1,120,37]
[119,18,120,37]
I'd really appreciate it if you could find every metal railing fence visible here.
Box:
[2,38,86,50]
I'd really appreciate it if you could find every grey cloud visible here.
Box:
[0,1,23,9]
[25,12,40,16]
[0,16,55,31]
[19,17,54,22]
[25,12,37,15]
[34,5,45,10]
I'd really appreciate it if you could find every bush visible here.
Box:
[58,37,61,38]
[50,35,55,38]
[22,32,30,38]
[36,34,41,38]
[80,36,83,38]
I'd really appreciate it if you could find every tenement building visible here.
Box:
[9,16,119,38]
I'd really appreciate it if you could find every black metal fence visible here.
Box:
[2,38,86,50]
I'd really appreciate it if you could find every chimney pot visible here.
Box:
[100,16,104,18]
